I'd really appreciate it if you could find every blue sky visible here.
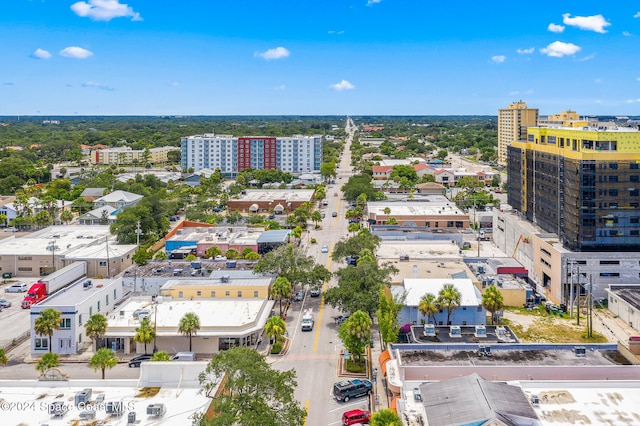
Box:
[1,0,639,116]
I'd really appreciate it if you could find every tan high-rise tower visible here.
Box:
[497,101,538,165]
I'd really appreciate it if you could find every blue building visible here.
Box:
[392,278,486,326]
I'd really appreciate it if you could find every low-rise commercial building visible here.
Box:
[367,199,469,229]
[227,189,315,213]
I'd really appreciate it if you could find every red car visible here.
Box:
[342,409,371,425]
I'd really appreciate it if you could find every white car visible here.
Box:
[214,255,227,261]
[5,283,28,293]
[321,245,329,253]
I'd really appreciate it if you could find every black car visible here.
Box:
[128,354,152,367]
[293,290,304,302]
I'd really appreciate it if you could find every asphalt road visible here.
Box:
[270,118,364,426]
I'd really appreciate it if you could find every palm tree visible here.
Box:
[418,293,439,325]
[270,277,292,316]
[383,207,391,215]
[338,311,372,366]
[134,318,156,354]
[386,217,398,225]
[0,347,8,365]
[482,285,504,325]
[438,284,462,325]
[36,352,59,374]
[311,210,322,229]
[84,314,108,349]
[0,213,7,228]
[264,315,286,344]
[89,348,118,379]
[178,312,201,352]
[34,308,62,353]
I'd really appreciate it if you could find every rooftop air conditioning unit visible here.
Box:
[424,324,436,337]
[220,275,230,283]
[413,388,423,402]
[449,325,461,338]
[176,229,182,235]
[475,325,487,338]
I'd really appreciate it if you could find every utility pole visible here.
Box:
[135,221,143,246]
[588,274,594,338]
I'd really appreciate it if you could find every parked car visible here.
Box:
[214,255,227,261]
[332,212,338,217]
[334,314,350,325]
[321,245,329,253]
[293,290,304,302]
[333,379,373,402]
[128,354,152,367]
[321,213,326,219]
[309,288,321,297]
[0,298,12,308]
[342,409,371,425]
[5,283,28,293]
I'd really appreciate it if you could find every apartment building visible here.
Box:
[507,120,640,252]
[180,134,323,176]
[90,146,179,165]
[497,101,539,166]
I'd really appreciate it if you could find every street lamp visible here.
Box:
[153,299,158,354]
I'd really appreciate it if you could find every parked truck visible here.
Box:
[21,261,87,309]
[301,309,314,332]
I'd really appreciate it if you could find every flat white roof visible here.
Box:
[377,241,462,260]
[0,383,209,425]
[236,189,315,202]
[34,278,120,308]
[368,202,465,217]
[397,278,481,307]
[107,298,274,337]
[0,225,114,256]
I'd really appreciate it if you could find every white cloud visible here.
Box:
[548,23,565,33]
[509,91,520,96]
[330,80,355,91]
[491,55,506,63]
[623,31,631,36]
[31,48,52,59]
[637,77,640,82]
[634,12,640,18]
[328,30,345,35]
[581,53,596,61]
[81,81,114,91]
[594,78,602,84]
[274,85,285,91]
[517,47,534,55]
[540,41,581,58]
[254,46,290,60]
[562,13,610,33]
[168,82,180,87]
[71,0,142,21]
[60,46,94,59]
[367,0,382,5]
[626,99,640,104]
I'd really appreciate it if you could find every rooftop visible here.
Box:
[159,277,272,291]
[34,278,120,308]
[167,226,265,245]
[0,225,117,256]
[232,189,315,202]
[395,278,481,307]
[376,241,463,261]
[608,286,640,311]
[95,190,143,203]
[367,201,465,217]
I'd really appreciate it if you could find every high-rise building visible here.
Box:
[497,101,539,166]
[507,117,640,252]
[180,134,323,177]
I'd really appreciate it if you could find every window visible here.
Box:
[97,301,101,312]
[237,291,242,297]
[89,307,92,316]
[178,291,183,298]
[609,189,618,197]
[106,295,109,306]
[225,291,230,297]
[609,162,618,169]
[600,272,620,277]
[600,260,620,265]
[114,289,117,299]
[254,291,259,298]
[631,176,639,182]
[60,318,71,329]
[477,306,482,312]
[631,230,640,236]
[99,261,107,267]
[631,163,639,169]
[35,338,48,350]
[210,291,216,297]
[631,217,639,224]
[196,291,202,296]
[609,176,618,182]
[79,314,82,326]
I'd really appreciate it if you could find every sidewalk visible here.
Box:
[370,325,390,411]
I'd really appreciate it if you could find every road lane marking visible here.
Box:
[304,399,310,426]
[313,244,333,353]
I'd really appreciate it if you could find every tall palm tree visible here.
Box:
[178,312,201,352]
[482,285,504,325]
[264,315,286,344]
[437,284,462,326]
[418,293,439,325]
[36,352,59,374]
[311,210,322,229]
[34,308,62,353]
[89,348,118,379]
[85,314,108,349]
[270,277,292,316]
[134,318,156,354]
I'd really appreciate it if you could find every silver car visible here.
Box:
[5,283,28,293]
[0,298,11,308]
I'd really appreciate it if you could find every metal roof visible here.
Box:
[257,229,290,243]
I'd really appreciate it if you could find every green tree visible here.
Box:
[383,207,391,215]
[418,293,439,325]
[482,285,504,325]
[133,248,153,266]
[347,222,360,234]
[196,347,306,426]
[0,347,7,365]
[331,231,381,263]
[59,209,74,224]
[390,164,418,185]
[151,351,171,361]
[255,244,329,291]
[36,352,59,374]
[205,246,223,259]
[311,210,322,229]
[244,251,260,260]
[84,314,107,349]
[225,248,239,259]
[264,315,286,344]
[436,149,448,160]
[438,284,462,325]
[241,247,253,258]
[370,408,403,426]
[154,251,168,260]
[377,290,405,347]
[178,312,201,352]
[386,217,398,225]
[34,308,62,353]
[134,318,156,354]
[89,348,118,379]
[270,276,292,316]
[185,254,198,261]
[320,162,337,181]
[339,311,372,367]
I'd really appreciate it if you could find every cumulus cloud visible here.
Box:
[367,0,382,5]
[623,31,631,36]
[548,23,565,33]
[168,81,180,87]
[517,47,534,54]
[60,46,94,58]
[31,48,52,59]
[254,46,290,60]
[634,12,640,18]
[274,85,286,91]
[82,81,114,91]
[491,55,506,63]
[71,0,142,21]
[562,13,610,33]
[330,80,355,91]
[540,41,581,58]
